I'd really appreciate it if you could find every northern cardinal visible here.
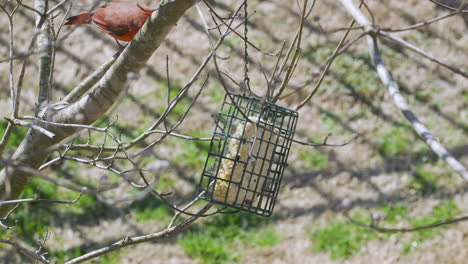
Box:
[65,1,155,42]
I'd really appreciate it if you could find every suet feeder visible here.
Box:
[198,93,298,216]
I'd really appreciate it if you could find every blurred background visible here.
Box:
[0,0,467,263]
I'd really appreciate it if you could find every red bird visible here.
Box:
[65,1,155,42]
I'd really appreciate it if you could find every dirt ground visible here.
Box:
[0,0,467,263]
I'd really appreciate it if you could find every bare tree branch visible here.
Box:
[47,0,69,15]
[62,54,118,104]
[293,133,359,147]
[378,31,467,78]
[0,239,50,264]
[0,2,19,155]
[16,0,42,15]
[64,202,214,264]
[339,0,468,180]
[35,0,53,112]
[347,212,468,233]
[295,20,363,110]
[381,10,458,32]
[0,0,197,218]
[0,204,19,230]
[427,0,468,12]
[5,118,55,138]
[0,191,83,205]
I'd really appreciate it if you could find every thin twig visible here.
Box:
[347,213,468,233]
[16,0,42,15]
[47,0,69,15]
[427,0,468,12]
[0,3,18,155]
[5,118,55,138]
[293,133,358,147]
[295,18,360,110]
[381,11,457,32]
[378,31,467,78]
[0,124,14,155]
[62,54,118,103]
[205,1,280,56]
[0,192,83,205]
[0,239,50,263]
[0,204,19,229]
[64,202,214,264]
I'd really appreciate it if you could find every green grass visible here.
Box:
[462,90,468,104]
[0,176,171,261]
[402,200,461,254]
[414,90,432,103]
[157,176,177,190]
[298,149,328,170]
[131,195,172,223]
[70,116,147,147]
[0,176,101,264]
[133,205,171,223]
[379,203,408,223]
[50,248,83,263]
[337,56,377,96]
[0,175,173,262]
[224,37,242,48]
[304,42,381,97]
[310,214,378,259]
[310,200,461,259]
[89,117,148,145]
[401,31,434,50]
[0,120,103,261]
[377,126,415,156]
[407,165,439,195]
[94,249,123,264]
[50,247,123,263]
[0,178,98,238]
[180,227,240,264]
[243,228,282,248]
[208,86,225,103]
[172,135,211,170]
[320,111,339,132]
[0,119,27,157]
[154,80,192,123]
[178,212,282,263]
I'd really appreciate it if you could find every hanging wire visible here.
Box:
[242,0,251,95]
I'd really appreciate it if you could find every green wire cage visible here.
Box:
[198,93,298,216]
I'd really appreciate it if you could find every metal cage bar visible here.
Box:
[197,93,298,216]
